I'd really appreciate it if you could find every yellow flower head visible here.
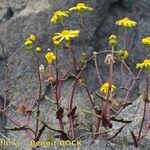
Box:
[115,17,137,28]
[29,34,36,41]
[51,10,69,23]
[45,51,56,63]
[142,37,150,47]
[36,47,42,53]
[116,50,129,59]
[122,51,129,59]
[136,59,150,70]
[25,39,33,46]
[100,82,116,94]
[69,3,93,12]
[109,34,117,46]
[24,34,36,46]
[53,30,80,45]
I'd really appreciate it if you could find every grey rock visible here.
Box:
[0,95,7,138]
[2,7,14,20]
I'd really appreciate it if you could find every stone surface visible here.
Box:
[109,97,150,147]
[0,0,150,150]
[0,95,7,138]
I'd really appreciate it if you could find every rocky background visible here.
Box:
[0,0,150,150]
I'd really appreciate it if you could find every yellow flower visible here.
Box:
[136,59,150,69]
[100,82,116,94]
[36,47,42,52]
[142,37,150,47]
[115,17,137,28]
[69,3,93,12]
[29,34,36,41]
[116,50,129,59]
[45,52,56,63]
[109,34,117,46]
[25,39,33,46]
[53,30,80,45]
[122,51,129,59]
[51,10,69,23]
[24,34,36,46]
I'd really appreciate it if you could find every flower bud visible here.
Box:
[36,47,42,53]
[116,50,129,59]
[109,34,117,46]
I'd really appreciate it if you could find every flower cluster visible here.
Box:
[50,2,93,46]
[50,3,93,24]
[115,17,137,28]
[53,30,80,45]
[100,82,116,94]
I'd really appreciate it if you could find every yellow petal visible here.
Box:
[29,34,36,41]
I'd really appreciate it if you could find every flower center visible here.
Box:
[77,3,85,7]
[123,17,130,21]
[55,10,63,15]
[62,30,70,36]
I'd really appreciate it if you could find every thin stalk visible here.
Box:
[62,49,72,78]
[121,59,134,79]
[79,15,86,52]
[94,119,101,139]
[121,62,126,86]
[112,69,142,118]
[137,73,149,143]
[55,49,64,131]
[94,55,103,86]
[7,45,24,66]
[102,46,115,116]
[35,56,42,136]
[123,28,127,50]
[137,100,147,142]
[3,65,9,109]
[95,46,115,139]
[67,65,86,139]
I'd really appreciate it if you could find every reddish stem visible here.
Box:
[55,52,64,131]
[67,65,86,139]
[33,54,42,137]
[137,73,149,143]
[112,69,142,118]
[7,45,24,66]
